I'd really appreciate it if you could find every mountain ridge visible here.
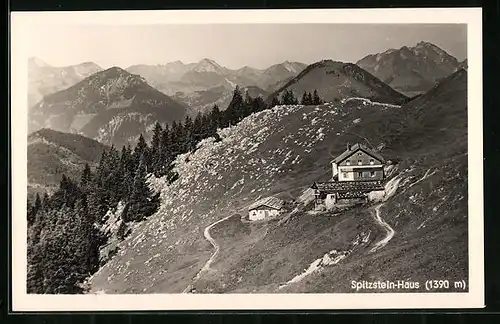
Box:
[125,59,307,112]
[29,66,190,147]
[267,60,408,105]
[28,57,104,108]
[356,41,461,96]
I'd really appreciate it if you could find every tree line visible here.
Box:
[270,89,323,107]
[26,86,324,294]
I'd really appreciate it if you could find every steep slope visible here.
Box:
[29,67,190,147]
[356,41,460,96]
[267,60,407,105]
[27,128,108,198]
[259,61,308,91]
[87,69,467,294]
[28,57,103,108]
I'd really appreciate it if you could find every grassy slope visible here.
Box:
[88,69,467,294]
[27,128,108,198]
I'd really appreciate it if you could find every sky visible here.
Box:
[25,24,467,70]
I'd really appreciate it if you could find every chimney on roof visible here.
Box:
[347,142,351,151]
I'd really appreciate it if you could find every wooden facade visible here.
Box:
[313,143,386,210]
[333,143,385,182]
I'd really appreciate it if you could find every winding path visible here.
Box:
[182,214,234,293]
[370,204,395,253]
[182,187,311,293]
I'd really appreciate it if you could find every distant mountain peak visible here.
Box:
[356,41,460,96]
[96,66,133,79]
[192,58,224,73]
[416,40,431,46]
[200,58,217,63]
[412,41,451,57]
[29,63,189,147]
[105,66,127,73]
[282,61,299,73]
[29,57,51,68]
[267,59,406,106]
[78,61,101,68]
[415,40,439,48]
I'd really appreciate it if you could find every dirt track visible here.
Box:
[370,203,395,253]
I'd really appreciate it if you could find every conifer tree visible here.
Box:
[281,90,298,105]
[117,220,129,241]
[301,91,308,105]
[125,154,157,222]
[27,199,35,226]
[270,96,281,108]
[313,89,322,105]
[80,163,92,192]
[169,121,181,158]
[181,115,194,153]
[34,192,41,212]
[226,86,244,125]
[27,237,44,293]
[134,134,148,157]
[280,91,288,105]
[210,104,223,129]
[149,122,163,173]
[96,150,108,186]
[40,205,84,294]
[42,192,50,211]
[158,124,172,176]
[27,193,42,226]
[51,175,70,209]
[200,113,212,139]
[151,122,163,153]
[192,112,204,148]
[252,96,266,113]
[88,181,108,225]
[242,90,253,117]
[133,134,149,171]
[74,194,101,275]
[307,92,313,105]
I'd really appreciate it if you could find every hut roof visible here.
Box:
[331,143,385,164]
[312,180,384,193]
[248,196,284,211]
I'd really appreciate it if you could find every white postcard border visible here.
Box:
[10,7,484,311]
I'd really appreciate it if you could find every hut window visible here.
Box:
[370,171,375,177]
[358,160,362,165]
[370,159,374,165]
[358,171,363,177]
[342,172,348,178]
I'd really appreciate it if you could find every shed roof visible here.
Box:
[248,196,284,211]
[331,143,385,164]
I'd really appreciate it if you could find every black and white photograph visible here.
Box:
[11,8,484,311]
